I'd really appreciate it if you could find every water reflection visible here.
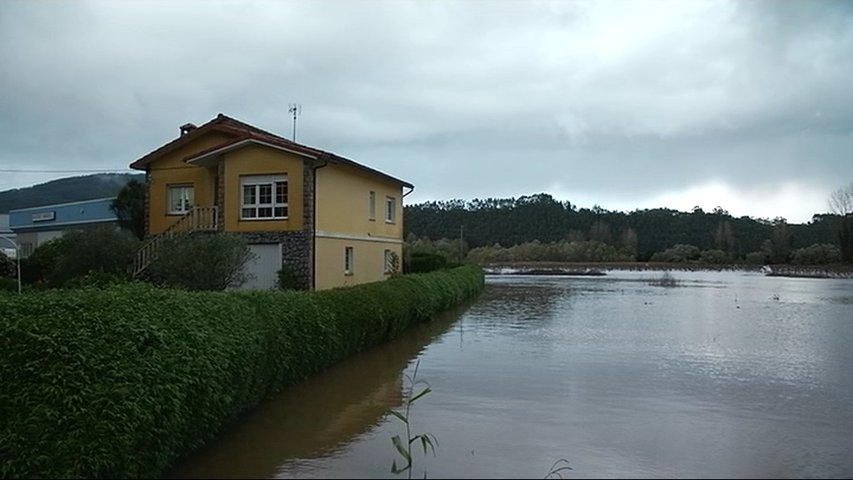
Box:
[469,276,567,331]
[170,272,853,479]
[166,302,476,479]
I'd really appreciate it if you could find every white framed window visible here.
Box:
[344,246,354,275]
[167,184,194,215]
[385,196,396,223]
[20,242,34,258]
[384,249,394,274]
[368,191,376,220]
[240,174,287,220]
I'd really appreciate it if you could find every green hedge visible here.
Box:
[0,265,484,479]
[405,252,448,274]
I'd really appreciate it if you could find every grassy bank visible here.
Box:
[0,266,484,479]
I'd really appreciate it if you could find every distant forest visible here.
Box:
[404,193,848,262]
[4,176,849,264]
[0,173,143,213]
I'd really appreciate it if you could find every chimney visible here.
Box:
[180,123,197,136]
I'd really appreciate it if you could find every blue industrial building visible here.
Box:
[0,214,15,258]
[9,197,118,257]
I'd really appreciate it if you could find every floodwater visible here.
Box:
[168,271,853,479]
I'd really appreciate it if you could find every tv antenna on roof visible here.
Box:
[288,103,301,141]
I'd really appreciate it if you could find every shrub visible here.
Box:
[0,277,18,292]
[650,244,701,263]
[405,252,447,273]
[699,249,729,264]
[791,243,842,265]
[464,240,633,264]
[13,228,138,288]
[404,235,467,264]
[276,264,299,290]
[387,251,401,276]
[63,271,133,290]
[744,251,768,265]
[0,252,15,278]
[0,265,485,478]
[145,233,256,291]
[43,226,140,288]
[19,237,65,286]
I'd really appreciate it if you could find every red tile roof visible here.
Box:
[129,113,413,188]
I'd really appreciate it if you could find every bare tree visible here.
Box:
[828,182,853,215]
[828,182,853,263]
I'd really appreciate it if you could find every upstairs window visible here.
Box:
[241,174,288,220]
[368,191,376,220]
[167,185,194,215]
[385,196,396,223]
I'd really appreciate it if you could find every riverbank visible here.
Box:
[482,261,853,279]
[0,266,485,479]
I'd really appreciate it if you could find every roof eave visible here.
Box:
[322,153,413,189]
[184,138,320,167]
[128,122,244,170]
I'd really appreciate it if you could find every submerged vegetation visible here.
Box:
[648,271,680,287]
[388,360,438,479]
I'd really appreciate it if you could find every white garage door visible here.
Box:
[238,243,282,290]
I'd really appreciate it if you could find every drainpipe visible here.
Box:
[311,158,329,290]
[401,185,414,270]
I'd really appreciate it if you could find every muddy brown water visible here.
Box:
[169,271,853,478]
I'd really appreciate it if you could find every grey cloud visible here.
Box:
[1,0,852,222]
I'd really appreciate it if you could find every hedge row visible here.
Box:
[0,265,484,479]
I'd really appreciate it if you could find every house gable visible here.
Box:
[145,132,234,235]
[220,144,306,233]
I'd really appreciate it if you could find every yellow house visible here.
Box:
[129,114,413,290]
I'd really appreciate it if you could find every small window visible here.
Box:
[384,249,395,274]
[167,185,194,215]
[20,242,34,258]
[368,191,376,220]
[344,246,354,274]
[385,196,396,223]
[241,174,287,220]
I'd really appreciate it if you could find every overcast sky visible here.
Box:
[1,0,852,223]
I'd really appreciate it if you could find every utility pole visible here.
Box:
[288,103,301,141]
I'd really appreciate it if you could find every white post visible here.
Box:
[0,236,21,294]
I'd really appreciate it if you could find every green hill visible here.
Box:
[0,173,144,213]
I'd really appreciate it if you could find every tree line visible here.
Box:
[404,189,853,264]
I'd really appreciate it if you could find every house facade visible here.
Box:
[8,198,118,258]
[129,114,413,290]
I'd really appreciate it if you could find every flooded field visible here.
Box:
[170,271,853,478]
